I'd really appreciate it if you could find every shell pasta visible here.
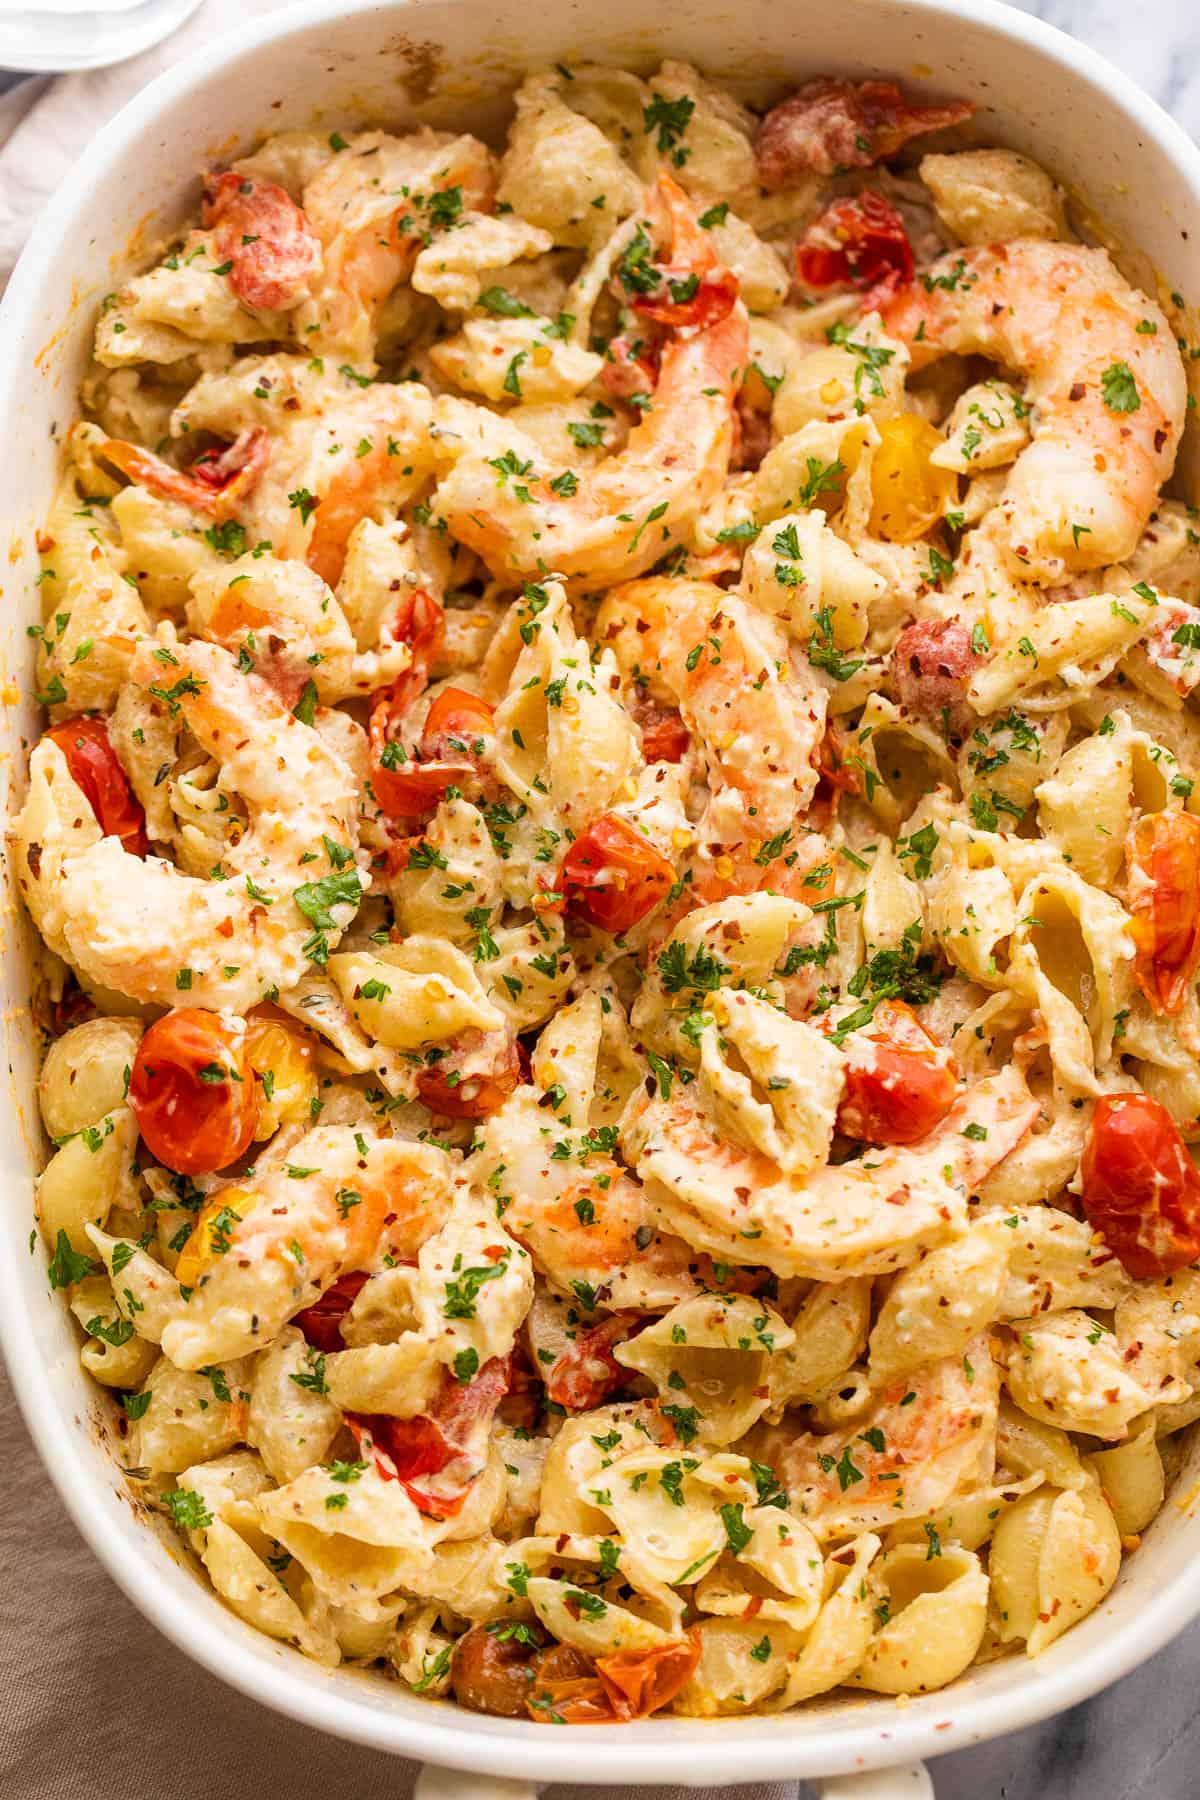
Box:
[13,59,1200,1721]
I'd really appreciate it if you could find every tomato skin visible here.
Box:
[129,1009,257,1175]
[45,716,147,855]
[544,1313,642,1411]
[633,265,739,330]
[635,703,690,764]
[561,813,676,934]
[756,78,974,188]
[837,1000,958,1145]
[595,1632,701,1720]
[99,429,268,520]
[1081,1092,1200,1278]
[347,1353,511,1516]
[1127,811,1200,1015]
[294,1271,370,1351]
[796,191,914,308]
[202,170,321,312]
[368,602,498,822]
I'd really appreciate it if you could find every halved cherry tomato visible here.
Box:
[561,813,676,934]
[45,716,147,855]
[202,170,322,312]
[417,1030,521,1120]
[544,1313,642,1411]
[756,78,974,188]
[348,1352,511,1516]
[98,428,269,521]
[129,1009,257,1175]
[796,191,914,309]
[1080,1092,1200,1278]
[294,1270,369,1351]
[1127,810,1200,1015]
[837,999,958,1145]
[869,413,958,545]
[422,686,496,757]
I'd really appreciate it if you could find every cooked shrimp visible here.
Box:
[188,553,412,706]
[94,1127,453,1368]
[300,130,495,364]
[471,1089,700,1312]
[628,1065,1039,1280]
[884,240,1187,581]
[762,1342,999,1539]
[433,308,747,587]
[597,578,825,842]
[10,635,360,1010]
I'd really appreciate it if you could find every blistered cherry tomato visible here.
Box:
[796,191,914,308]
[129,1009,257,1175]
[638,706,690,764]
[837,999,958,1145]
[1081,1092,1200,1278]
[561,813,675,934]
[46,716,147,855]
[595,1632,702,1719]
[1127,810,1200,1016]
[202,170,321,312]
[294,1271,370,1351]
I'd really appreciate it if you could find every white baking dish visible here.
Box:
[3,0,1200,1791]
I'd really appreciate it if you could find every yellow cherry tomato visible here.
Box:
[868,413,959,544]
[174,1186,261,1287]
[245,1016,318,1138]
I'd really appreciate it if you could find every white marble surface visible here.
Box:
[2,5,1200,1799]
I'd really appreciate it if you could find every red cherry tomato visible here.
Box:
[544,1313,642,1411]
[837,1000,958,1145]
[46,716,147,855]
[348,1353,511,1516]
[294,1271,370,1351]
[417,1030,521,1120]
[129,1009,257,1175]
[796,191,914,308]
[202,170,321,312]
[1127,811,1200,1016]
[1081,1092,1200,1278]
[561,813,676,935]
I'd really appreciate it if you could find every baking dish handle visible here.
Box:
[413,1760,934,1799]
[812,1763,934,1800]
[413,1768,544,1800]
